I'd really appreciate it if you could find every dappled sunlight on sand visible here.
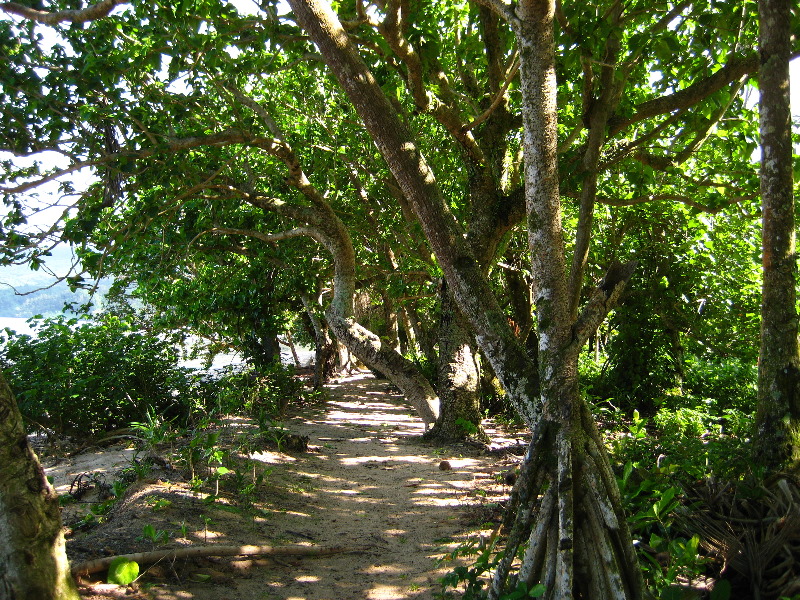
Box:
[340,454,431,466]
[367,583,411,599]
[70,372,523,600]
[250,450,297,464]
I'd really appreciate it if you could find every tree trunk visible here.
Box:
[484,4,642,596]
[325,313,439,423]
[243,140,441,424]
[0,372,80,600]
[427,281,483,441]
[288,0,542,428]
[315,208,440,424]
[283,330,302,368]
[301,294,338,389]
[754,0,800,468]
[289,1,641,595]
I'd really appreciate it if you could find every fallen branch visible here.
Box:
[72,544,352,577]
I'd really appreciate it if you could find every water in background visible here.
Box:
[0,317,314,371]
[0,317,34,336]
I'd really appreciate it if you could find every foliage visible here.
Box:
[0,314,214,435]
[212,362,309,418]
[435,534,501,599]
[1,0,798,595]
[653,406,708,438]
[608,405,753,481]
[130,407,180,452]
[682,356,757,413]
[106,557,139,585]
[607,408,754,596]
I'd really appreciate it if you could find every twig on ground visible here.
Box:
[72,544,354,577]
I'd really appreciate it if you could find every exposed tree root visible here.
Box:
[71,544,353,577]
[489,405,643,599]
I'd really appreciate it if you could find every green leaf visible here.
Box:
[529,583,546,597]
[654,486,678,518]
[661,587,683,600]
[107,557,139,585]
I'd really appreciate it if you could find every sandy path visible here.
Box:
[55,372,524,600]
[243,374,490,600]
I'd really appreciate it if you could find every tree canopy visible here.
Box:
[1,0,800,597]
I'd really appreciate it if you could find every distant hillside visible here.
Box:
[0,284,104,318]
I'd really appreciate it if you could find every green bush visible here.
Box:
[0,315,213,435]
[653,406,708,438]
[682,357,757,413]
[212,361,308,418]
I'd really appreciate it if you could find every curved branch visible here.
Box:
[1,0,128,24]
[192,226,318,247]
[464,55,519,132]
[608,54,759,136]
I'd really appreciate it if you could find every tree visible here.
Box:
[2,0,797,595]
[286,1,641,596]
[754,0,800,468]
[0,371,79,600]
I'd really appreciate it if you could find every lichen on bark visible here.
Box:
[0,373,79,600]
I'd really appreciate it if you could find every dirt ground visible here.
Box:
[42,372,528,600]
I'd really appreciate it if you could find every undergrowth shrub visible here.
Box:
[212,362,316,417]
[0,315,214,435]
[607,407,754,597]
[681,356,757,413]
[653,406,707,437]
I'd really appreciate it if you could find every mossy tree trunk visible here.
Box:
[754,0,800,468]
[0,372,80,600]
[428,281,483,441]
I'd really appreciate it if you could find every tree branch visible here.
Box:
[464,55,519,132]
[72,544,352,577]
[376,1,485,162]
[206,226,317,244]
[608,53,759,135]
[0,160,99,194]
[1,0,128,24]
[470,0,517,25]
[567,260,637,357]
[1,130,282,195]
[221,83,287,143]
